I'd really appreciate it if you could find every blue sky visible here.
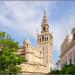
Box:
[0,1,75,67]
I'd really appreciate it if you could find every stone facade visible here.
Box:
[17,11,53,74]
[60,27,75,68]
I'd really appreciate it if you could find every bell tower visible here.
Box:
[41,10,49,33]
[37,10,53,72]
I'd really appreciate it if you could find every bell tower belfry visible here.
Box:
[37,10,53,72]
[41,10,49,33]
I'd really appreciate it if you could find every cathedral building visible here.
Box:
[17,11,53,74]
[60,27,75,68]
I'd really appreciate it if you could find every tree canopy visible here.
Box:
[47,64,75,75]
[60,64,75,74]
[0,32,26,74]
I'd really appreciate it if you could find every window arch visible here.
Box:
[45,37,46,41]
[42,36,44,41]
[47,37,48,41]
[73,33,75,40]
[43,27,45,31]
[70,58,72,64]
[40,38,41,42]
[44,36,48,41]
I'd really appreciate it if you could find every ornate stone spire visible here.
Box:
[42,10,48,25]
[44,10,46,17]
[41,10,49,33]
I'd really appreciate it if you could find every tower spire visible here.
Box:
[37,28,38,35]
[44,10,46,17]
[41,10,49,33]
[42,10,48,25]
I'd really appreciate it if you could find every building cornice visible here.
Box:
[60,40,75,58]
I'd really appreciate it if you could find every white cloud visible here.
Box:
[53,11,75,56]
[0,1,56,38]
[1,1,75,65]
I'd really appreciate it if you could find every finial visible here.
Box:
[42,9,48,25]
[44,9,46,17]
[37,28,38,34]
[67,27,70,36]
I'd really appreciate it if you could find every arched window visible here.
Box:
[42,36,44,41]
[40,38,41,42]
[73,33,75,40]
[45,37,46,41]
[47,37,48,41]
[43,27,45,31]
[70,58,72,64]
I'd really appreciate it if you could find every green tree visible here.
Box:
[0,32,26,74]
[60,64,75,74]
[47,65,75,75]
[47,69,60,75]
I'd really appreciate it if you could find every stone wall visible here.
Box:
[19,62,48,73]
